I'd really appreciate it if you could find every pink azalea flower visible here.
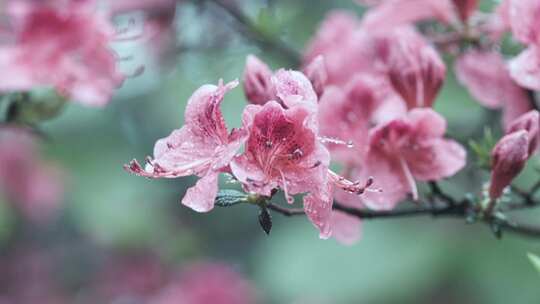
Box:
[242,62,374,238]
[125,80,247,213]
[150,262,257,304]
[507,110,540,155]
[455,50,532,128]
[381,27,446,109]
[230,100,333,237]
[361,0,457,32]
[489,130,529,200]
[0,0,124,107]
[359,109,466,209]
[0,127,64,222]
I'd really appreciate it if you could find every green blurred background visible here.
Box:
[1,0,539,303]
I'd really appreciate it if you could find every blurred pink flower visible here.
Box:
[489,130,529,200]
[361,109,466,209]
[151,262,257,304]
[95,253,168,303]
[230,101,333,237]
[0,0,124,107]
[0,247,68,304]
[381,27,446,109]
[360,0,457,32]
[110,0,178,65]
[455,50,532,128]
[0,127,64,222]
[126,80,247,212]
[507,110,540,155]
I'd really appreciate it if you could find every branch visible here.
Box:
[268,200,465,220]
[267,198,540,239]
[204,0,301,66]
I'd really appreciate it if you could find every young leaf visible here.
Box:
[214,189,248,207]
[527,253,540,275]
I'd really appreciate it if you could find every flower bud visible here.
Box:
[489,130,529,200]
[243,55,275,105]
[452,0,479,23]
[385,28,446,109]
[507,110,540,155]
[303,55,328,98]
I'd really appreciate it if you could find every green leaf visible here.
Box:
[468,127,497,169]
[214,189,248,207]
[527,253,540,275]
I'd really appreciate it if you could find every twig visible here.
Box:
[267,199,540,239]
[267,203,304,216]
[204,0,301,66]
[429,182,455,206]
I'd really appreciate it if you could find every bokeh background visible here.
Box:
[1,0,539,303]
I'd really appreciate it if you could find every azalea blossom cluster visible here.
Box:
[125,50,463,243]
[126,0,540,244]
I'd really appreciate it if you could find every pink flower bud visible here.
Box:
[507,110,540,155]
[489,130,529,200]
[243,55,275,105]
[385,28,446,109]
[452,0,479,23]
[303,55,328,98]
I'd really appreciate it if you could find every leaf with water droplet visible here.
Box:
[258,207,272,235]
[214,189,248,207]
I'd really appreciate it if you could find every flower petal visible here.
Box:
[303,182,333,239]
[509,46,540,91]
[272,69,318,109]
[405,138,466,181]
[181,173,219,212]
[455,50,511,109]
[331,211,362,245]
